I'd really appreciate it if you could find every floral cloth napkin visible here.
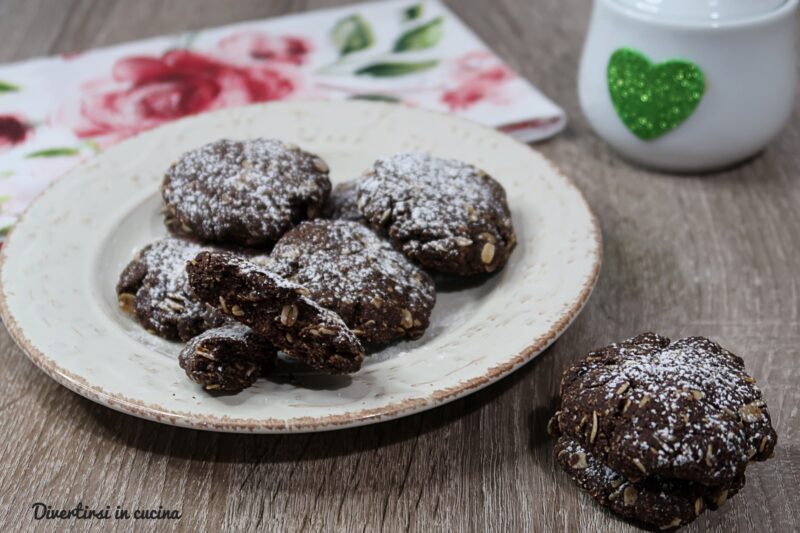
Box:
[0,0,565,235]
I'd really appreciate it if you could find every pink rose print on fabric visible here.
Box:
[441,51,515,111]
[217,31,313,65]
[59,32,312,144]
[0,115,31,152]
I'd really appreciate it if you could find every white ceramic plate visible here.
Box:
[0,101,600,433]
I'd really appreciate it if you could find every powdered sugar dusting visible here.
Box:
[556,333,777,486]
[194,251,363,355]
[162,138,330,245]
[268,220,435,344]
[356,152,515,274]
[190,322,253,343]
[117,237,226,341]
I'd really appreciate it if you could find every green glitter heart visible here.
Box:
[607,47,705,141]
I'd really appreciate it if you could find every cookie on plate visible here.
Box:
[187,251,364,374]
[179,323,276,392]
[355,153,516,275]
[116,237,226,341]
[553,332,776,487]
[322,180,363,222]
[268,220,436,345]
[162,138,331,246]
[553,435,745,531]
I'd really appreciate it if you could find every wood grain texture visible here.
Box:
[0,0,798,531]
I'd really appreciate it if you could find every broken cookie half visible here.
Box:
[187,251,365,374]
[179,323,276,393]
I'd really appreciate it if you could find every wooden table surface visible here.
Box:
[1,1,798,531]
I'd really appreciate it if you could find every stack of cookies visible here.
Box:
[116,138,516,392]
[549,333,777,530]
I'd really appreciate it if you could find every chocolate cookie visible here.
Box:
[268,220,436,345]
[178,324,276,392]
[553,333,777,487]
[162,138,331,246]
[187,251,364,374]
[355,153,516,275]
[322,180,363,222]
[116,237,226,341]
[553,435,745,530]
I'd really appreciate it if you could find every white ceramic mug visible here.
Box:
[578,0,798,172]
